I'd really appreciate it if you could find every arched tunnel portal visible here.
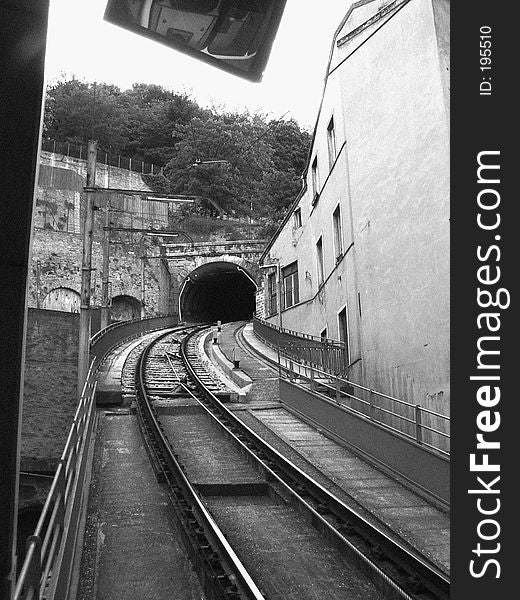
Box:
[179,261,257,324]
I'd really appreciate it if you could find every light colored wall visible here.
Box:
[264,0,449,419]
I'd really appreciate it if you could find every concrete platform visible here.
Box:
[77,409,202,600]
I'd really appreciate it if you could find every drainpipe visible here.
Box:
[277,262,283,329]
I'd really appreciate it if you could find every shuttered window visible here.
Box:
[282,262,299,309]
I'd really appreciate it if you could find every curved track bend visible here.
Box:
[132,326,449,600]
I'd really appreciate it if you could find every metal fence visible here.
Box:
[41,138,164,175]
[278,348,450,455]
[253,316,349,377]
[14,368,98,600]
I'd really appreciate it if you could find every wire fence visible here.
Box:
[41,138,164,175]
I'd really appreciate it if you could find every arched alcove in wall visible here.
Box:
[110,294,142,322]
[42,287,80,312]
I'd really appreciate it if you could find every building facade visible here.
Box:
[260,0,450,418]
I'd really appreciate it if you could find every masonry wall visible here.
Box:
[263,0,450,426]
[30,151,170,318]
[29,230,163,320]
[39,151,158,193]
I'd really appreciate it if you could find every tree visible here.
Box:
[43,77,311,234]
[165,112,274,215]
[266,118,311,174]
[44,78,128,151]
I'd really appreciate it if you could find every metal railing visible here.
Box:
[281,343,349,378]
[89,313,177,373]
[278,348,450,456]
[253,316,349,377]
[14,367,98,600]
[41,138,164,175]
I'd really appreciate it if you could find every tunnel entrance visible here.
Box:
[180,261,256,324]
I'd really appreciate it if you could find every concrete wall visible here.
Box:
[39,150,158,194]
[280,379,449,504]
[20,154,171,471]
[262,0,449,424]
[21,309,79,471]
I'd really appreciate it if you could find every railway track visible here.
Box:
[133,325,450,600]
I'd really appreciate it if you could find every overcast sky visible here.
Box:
[45,1,349,129]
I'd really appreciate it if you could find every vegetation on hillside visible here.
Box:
[44,78,311,237]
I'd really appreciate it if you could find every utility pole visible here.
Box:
[100,198,110,329]
[140,254,146,318]
[78,140,97,396]
[36,260,41,309]
[277,262,283,328]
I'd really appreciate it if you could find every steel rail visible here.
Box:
[180,327,450,600]
[135,327,266,600]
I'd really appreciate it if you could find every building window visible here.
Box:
[332,204,343,260]
[267,272,277,316]
[338,306,350,360]
[316,236,324,287]
[320,328,328,341]
[282,261,299,309]
[293,207,302,229]
[311,156,319,204]
[327,116,336,169]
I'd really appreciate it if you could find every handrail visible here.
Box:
[277,347,450,456]
[14,364,98,600]
[89,312,173,346]
[253,316,350,377]
[254,315,346,348]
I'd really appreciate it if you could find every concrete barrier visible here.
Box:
[90,315,177,372]
[280,378,449,507]
[203,331,252,401]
